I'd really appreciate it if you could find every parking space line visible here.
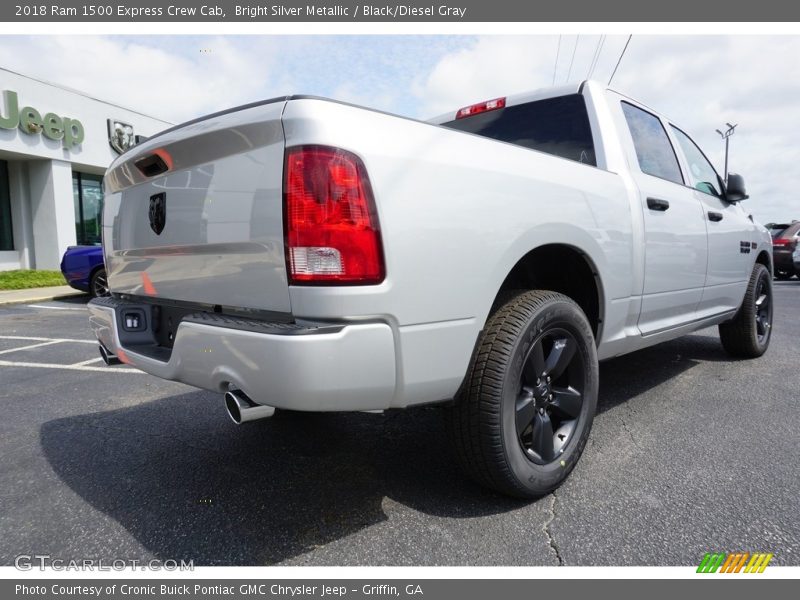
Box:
[0,340,62,355]
[27,304,87,311]
[0,335,96,344]
[0,359,141,374]
[71,357,104,366]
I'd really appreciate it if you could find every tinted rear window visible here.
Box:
[769,226,790,238]
[442,94,596,167]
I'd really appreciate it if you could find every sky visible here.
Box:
[0,34,797,224]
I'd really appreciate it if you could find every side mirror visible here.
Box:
[725,173,749,202]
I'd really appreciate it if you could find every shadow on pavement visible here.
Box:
[40,395,525,565]
[51,294,90,305]
[597,332,733,414]
[39,332,732,565]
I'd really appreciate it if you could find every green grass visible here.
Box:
[0,269,67,290]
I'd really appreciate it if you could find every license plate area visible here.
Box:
[152,303,197,349]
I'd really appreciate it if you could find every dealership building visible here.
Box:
[0,67,172,271]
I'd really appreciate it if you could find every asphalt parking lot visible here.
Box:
[1,284,798,567]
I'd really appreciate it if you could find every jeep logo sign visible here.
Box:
[0,90,84,149]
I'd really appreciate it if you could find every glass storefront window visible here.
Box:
[0,160,12,251]
[73,172,104,246]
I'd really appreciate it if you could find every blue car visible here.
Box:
[60,245,109,297]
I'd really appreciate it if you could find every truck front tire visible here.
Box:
[719,263,773,358]
[448,290,598,498]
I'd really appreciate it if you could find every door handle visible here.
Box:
[646,197,670,211]
[708,211,724,222]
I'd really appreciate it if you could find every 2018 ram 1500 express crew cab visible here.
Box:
[89,80,773,498]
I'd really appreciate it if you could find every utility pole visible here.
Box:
[715,123,737,182]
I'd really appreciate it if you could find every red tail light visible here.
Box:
[455,97,506,119]
[773,238,791,247]
[283,146,385,285]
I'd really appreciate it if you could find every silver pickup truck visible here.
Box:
[89,80,773,498]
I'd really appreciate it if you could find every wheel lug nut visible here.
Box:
[549,393,553,400]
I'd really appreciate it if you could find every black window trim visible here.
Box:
[620,100,686,186]
[73,171,104,246]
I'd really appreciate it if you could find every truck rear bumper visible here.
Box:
[88,298,397,411]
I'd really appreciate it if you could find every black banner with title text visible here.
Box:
[3,0,800,22]
[4,579,798,600]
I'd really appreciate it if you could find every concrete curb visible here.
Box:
[0,286,88,306]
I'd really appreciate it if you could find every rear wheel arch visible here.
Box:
[489,244,605,341]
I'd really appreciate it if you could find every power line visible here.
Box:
[608,34,632,85]
[566,34,580,83]
[552,35,562,85]
[586,35,601,80]
[587,34,606,80]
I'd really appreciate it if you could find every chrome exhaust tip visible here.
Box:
[99,344,121,366]
[224,389,275,425]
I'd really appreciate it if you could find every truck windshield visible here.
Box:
[441,94,597,167]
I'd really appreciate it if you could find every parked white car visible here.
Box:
[89,80,773,498]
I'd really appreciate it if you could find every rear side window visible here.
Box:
[442,94,597,166]
[621,102,684,185]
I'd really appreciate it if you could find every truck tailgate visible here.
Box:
[102,99,291,313]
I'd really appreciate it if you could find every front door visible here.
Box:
[669,125,753,318]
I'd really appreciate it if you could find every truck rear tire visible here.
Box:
[448,290,598,498]
[719,263,773,358]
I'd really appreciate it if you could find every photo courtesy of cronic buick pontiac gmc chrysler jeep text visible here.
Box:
[88,81,773,498]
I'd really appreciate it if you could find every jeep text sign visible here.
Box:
[0,90,84,149]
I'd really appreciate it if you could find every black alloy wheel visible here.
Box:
[515,328,586,465]
[90,268,110,298]
[448,290,599,498]
[720,263,773,358]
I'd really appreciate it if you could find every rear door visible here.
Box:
[615,99,708,335]
[103,99,291,313]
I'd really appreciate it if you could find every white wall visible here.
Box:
[8,160,33,269]
[28,159,76,270]
[0,68,172,168]
[0,251,18,270]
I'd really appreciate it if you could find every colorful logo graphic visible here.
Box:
[697,552,773,573]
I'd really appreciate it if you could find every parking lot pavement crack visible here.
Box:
[543,491,564,566]
[619,412,638,448]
